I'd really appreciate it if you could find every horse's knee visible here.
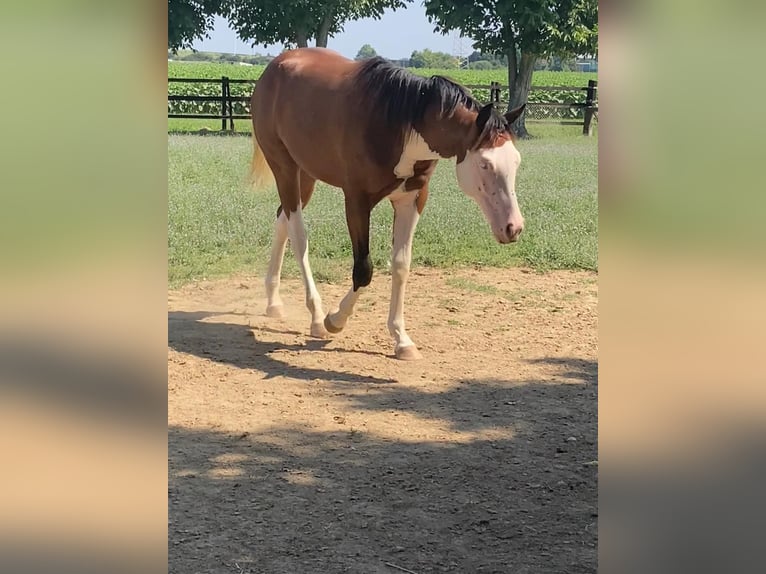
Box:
[352,256,373,291]
[390,256,410,282]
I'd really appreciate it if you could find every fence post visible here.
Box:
[226,79,235,131]
[221,76,229,131]
[582,79,597,136]
[490,81,500,106]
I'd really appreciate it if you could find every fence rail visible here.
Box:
[168,77,597,135]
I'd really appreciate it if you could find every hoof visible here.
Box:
[310,322,330,339]
[323,314,344,334]
[265,305,284,319]
[395,345,422,361]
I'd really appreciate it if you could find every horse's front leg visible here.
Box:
[324,197,372,334]
[387,192,422,360]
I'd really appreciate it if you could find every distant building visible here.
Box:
[576,57,598,73]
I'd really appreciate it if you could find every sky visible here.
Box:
[192,4,472,60]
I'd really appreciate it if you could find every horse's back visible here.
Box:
[252,49,358,185]
[253,49,357,122]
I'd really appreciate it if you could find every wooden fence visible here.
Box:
[168,77,254,131]
[168,77,598,135]
[486,79,598,135]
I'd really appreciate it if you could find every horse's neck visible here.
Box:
[393,129,444,178]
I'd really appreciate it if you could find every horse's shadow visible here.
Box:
[168,311,396,385]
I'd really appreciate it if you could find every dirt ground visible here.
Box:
[168,267,597,574]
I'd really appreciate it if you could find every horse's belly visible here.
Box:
[285,140,346,188]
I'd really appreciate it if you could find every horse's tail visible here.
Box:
[249,135,274,190]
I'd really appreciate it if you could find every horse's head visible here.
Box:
[456,104,526,244]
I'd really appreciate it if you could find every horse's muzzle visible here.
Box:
[497,222,523,244]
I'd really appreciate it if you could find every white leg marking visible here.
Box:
[286,207,328,337]
[325,286,366,333]
[388,194,421,359]
[264,211,288,317]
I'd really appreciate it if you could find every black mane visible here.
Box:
[354,57,507,138]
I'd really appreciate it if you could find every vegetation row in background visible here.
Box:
[168,61,597,118]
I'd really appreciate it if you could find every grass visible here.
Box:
[168,124,597,287]
[167,60,596,85]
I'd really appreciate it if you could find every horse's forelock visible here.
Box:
[472,108,513,150]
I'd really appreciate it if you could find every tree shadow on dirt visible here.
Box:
[345,376,596,436]
[169,358,597,574]
[168,311,396,385]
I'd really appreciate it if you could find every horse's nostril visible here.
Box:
[506,223,522,241]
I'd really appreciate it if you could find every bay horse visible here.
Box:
[250,48,525,360]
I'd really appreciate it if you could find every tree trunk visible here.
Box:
[295,29,309,48]
[315,14,332,48]
[507,50,536,138]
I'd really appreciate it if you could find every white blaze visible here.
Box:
[455,139,524,243]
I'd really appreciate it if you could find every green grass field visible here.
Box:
[168,125,597,288]
[168,60,596,86]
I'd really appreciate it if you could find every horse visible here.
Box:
[249,48,526,360]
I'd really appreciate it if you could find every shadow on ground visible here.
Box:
[169,356,598,574]
[169,311,396,384]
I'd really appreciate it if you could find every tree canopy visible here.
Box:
[168,0,225,52]
[423,0,598,136]
[424,0,597,57]
[409,49,459,69]
[223,0,409,49]
[355,44,378,60]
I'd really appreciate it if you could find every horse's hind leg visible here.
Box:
[264,206,289,318]
[264,172,317,319]
[272,168,328,338]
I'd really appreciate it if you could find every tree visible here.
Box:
[468,51,506,67]
[168,0,224,52]
[423,0,598,137]
[409,49,459,69]
[223,1,408,49]
[470,60,494,70]
[355,44,378,60]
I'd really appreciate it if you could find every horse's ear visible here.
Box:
[476,103,494,131]
[504,103,526,125]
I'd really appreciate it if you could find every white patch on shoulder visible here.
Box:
[393,129,443,178]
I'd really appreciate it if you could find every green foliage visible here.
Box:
[168,126,597,287]
[423,0,598,57]
[535,55,577,71]
[166,61,597,127]
[170,49,275,65]
[423,0,598,134]
[470,60,494,70]
[167,60,596,86]
[169,61,266,79]
[222,0,409,48]
[468,51,507,67]
[409,48,459,69]
[407,68,596,105]
[168,61,263,119]
[168,0,224,52]
[355,44,378,60]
